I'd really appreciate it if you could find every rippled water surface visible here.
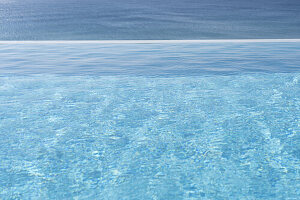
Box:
[0,42,300,199]
[1,0,300,39]
[1,42,300,75]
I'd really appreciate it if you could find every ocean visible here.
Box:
[1,0,300,40]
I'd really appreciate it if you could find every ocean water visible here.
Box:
[1,0,300,40]
[0,42,300,199]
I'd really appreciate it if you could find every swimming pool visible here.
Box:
[0,41,299,199]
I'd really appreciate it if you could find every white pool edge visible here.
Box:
[0,39,300,44]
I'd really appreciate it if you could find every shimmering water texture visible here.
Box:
[0,43,300,199]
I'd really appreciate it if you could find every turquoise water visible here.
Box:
[0,42,300,199]
[1,0,300,40]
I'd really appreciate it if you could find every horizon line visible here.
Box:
[0,39,300,44]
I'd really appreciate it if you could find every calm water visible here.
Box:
[1,42,300,75]
[1,0,300,40]
[0,42,299,199]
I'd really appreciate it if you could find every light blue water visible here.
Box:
[1,42,300,75]
[1,0,300,40]
[0,42,300,199]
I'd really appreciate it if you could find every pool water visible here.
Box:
[0,42,299,199]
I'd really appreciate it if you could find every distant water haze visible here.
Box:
[1,0,300,40]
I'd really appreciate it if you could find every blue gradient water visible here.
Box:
[0,42,300,199]
[1,42,300,75]
[1,0,300,40]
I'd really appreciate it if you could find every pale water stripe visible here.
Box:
[0,39,300,44]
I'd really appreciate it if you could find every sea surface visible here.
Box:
[0,42,299,199]
[1,0,300,40]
